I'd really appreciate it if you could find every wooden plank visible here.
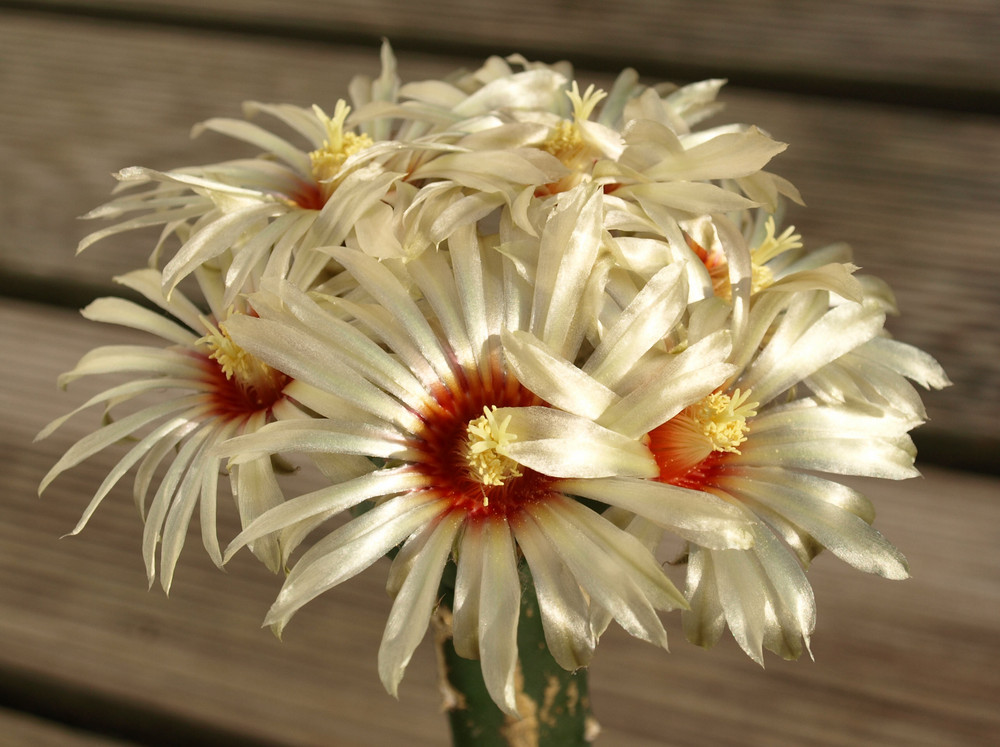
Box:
[3,296,999,745]
[0,707,125,747]
[10,0,1000,103]
[2,14,996,456]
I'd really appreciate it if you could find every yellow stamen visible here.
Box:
[702,217,801,299]
[690,389,758,454]
[540,120,586,164]
[465,405,523,491]
[539,82,607,167]
[753,216,803,266]
[197,313,284,398]
[309,100,374,187]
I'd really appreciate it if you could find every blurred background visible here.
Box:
[1,1,997,744]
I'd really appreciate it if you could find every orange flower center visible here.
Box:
[648,389,757,489]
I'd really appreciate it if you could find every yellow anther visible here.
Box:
[198,313,285,403]
[309,100,374,186]
[753,216,803,266]
[465,405,523,487]
[539,82,607,167]
[690,389,758,454]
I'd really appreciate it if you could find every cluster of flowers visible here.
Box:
[40,45,948,713]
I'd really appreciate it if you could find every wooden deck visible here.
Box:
[2,2,998,744]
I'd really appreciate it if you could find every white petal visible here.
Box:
[583,263,688,387]
[82,297,198,345]
[645,126,787,182]
[524,500,669,649]
[57,346,201,388]
[452,68,568,116]
[223,314,421,433]
[511,515,595,670]
[712,213,753,339]
[624,182,758,217]
[325,247,455,384]
[230,452,286,573]
[225,467,430,561]
[681,547,726,650]
[76,203,209,254]
[715,467,908,579]
[561,476,754,550]
[114,268,205,331]
[531,185,604,358]
[553,496,687,612]
[265,494,450,634]
[258,279,427,408]
[39,395,206,494]
[141,423,216,586]
[599,331,735,439]
[223,212,309,306]
[477,518,522,715]
[451,522,485,659]
[501,329,618,422]
[65,414,206,536]
[500,407,657,479]
[163,203,284,293]
[740,299,886,406]
[405,249,475,367]
[193,117,311,173]
[448,223,504,374]
[37,377,204,443]
[745,435,918,479]
[159,421,231,591]
[304,166,401,250]
[765,263,864,301]
[378,511,464,697]
[855,337,951,390]
[242,101,327,145]
[217,413,414,466]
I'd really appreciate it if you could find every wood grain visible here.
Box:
[12,0,1000,102]
[1,12,996,456]
[4,297,998,745]
[0,707,126,747]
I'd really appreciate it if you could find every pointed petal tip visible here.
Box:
[265,616,286,641]
[498,694,521,719]
[221,544,239,565]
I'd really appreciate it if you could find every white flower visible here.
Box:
[631,284,941,662]
[77,99,406,303]
[37,267,326,591]
[215,186,753,713]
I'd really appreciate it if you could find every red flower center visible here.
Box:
[197,320,289,419]
[410,365,554,519]
[202,355,289,419]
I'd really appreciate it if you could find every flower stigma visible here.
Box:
[465,406,524,501]
[308,100,374,198]
[537,83,607,194]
